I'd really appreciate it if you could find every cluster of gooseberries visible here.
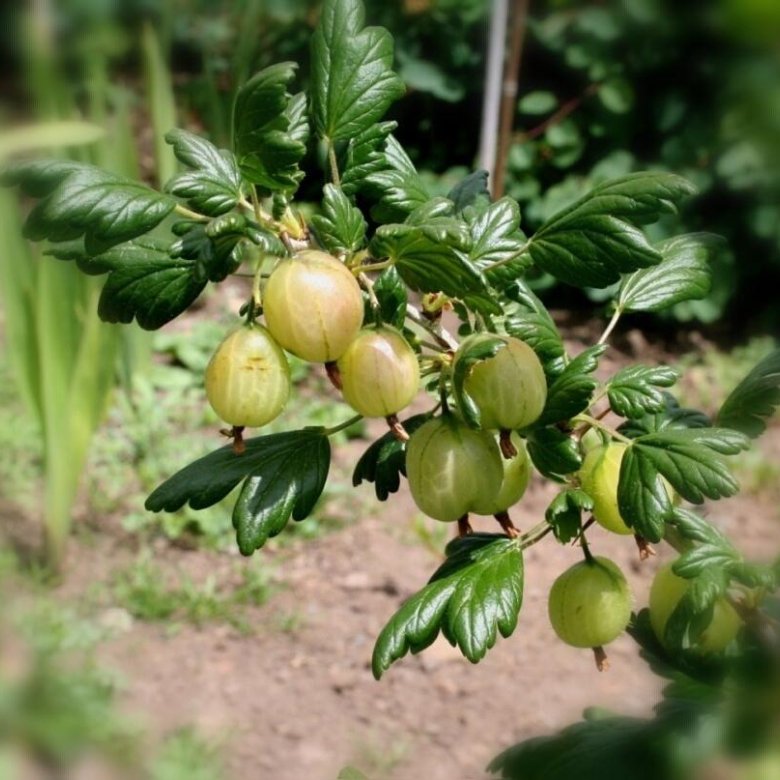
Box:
[204,248,742,668]
[205,248,420,451]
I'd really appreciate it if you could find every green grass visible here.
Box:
[149,727,226,780]
[110,552,274,634]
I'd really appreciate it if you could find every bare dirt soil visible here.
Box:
[4,315,779,780]
[52,444,780,779]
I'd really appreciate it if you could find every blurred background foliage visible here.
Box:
[2,0,777,327]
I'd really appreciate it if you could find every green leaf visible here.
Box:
[146,429,331,555]
[546,489,593,543]
[448,169,490,213]
[451,335,505,427]
[504,281,566,377]
[664,567,729,650]
[488,714,672,780]
[527,173,696,288]
[535,345,606,427]
[369,210,498,314]
[50,238,208,330]
[11,160,175,253]
[617,446,673,541]
[618,393,711,438]
[668,507,731,548]
[352,413,429,500]
[618,234,714,313]
[233,62,306,192]
[517,90,557,115]
[372,534,522,676]
[164,128,242,216]
[526,427,582,481]
[673,545,740,579]
[467,197,531,287]
[310,0,405,142]
[618,428,749,541]
[310,184,367,254]
[340,121,397,197]
[233,433,331,554]
[364,136,431,223]
[717,349,780,438]
[371,265,407,329]
[607,365,680,419]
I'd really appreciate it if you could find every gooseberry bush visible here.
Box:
[4,0,779,775]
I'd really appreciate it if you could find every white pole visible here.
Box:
[478,0,509,193]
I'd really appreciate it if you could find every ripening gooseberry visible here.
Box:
[548,556,633,649]
[405,416,504,522]
[649,562,741,654]
[337,326,420,418]
[262,249,364,362]
[472,433,531,516]
[205,324,290,428]
[457,334,547,431]
[579,442,676,536]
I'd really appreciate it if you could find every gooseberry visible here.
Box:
[405,415,503,522]
[548,556,633,649]
[204,323,290,428]
[472,433,531,516]
[262,249,364,362]
[649,561,741,654]
[580,442,675,536]
[337,326,420,418]
[457,334,547,431]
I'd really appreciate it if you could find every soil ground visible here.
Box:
[3,317,779,780]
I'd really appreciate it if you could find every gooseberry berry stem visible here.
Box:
[499,429,518,459]
[577,414,632,445]
[327,142,341,186]
[386,414,410,442]
[174,204,209,222]
[634,534,656,560]
[597,306,623,346]
[494,511,519,538]
[322,414,363,437]
[354,259,393,275]
[457,515,473,537]
[357,272,381,314]
[593,646,609,672]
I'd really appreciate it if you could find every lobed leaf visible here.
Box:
[310,0,405,142]
[371,265,408,329]
[310,183,367,254]
[526,427,583,482]
[504,281,566,377]
[233,62,306,192]
[545,489,593,543]
[534,345,606,427]
[146,429,331,555]
[618,393,711,438]
[618,233,714,313]
[467,197,531,288]
[447,169,490,213]
[527,172,695,288]
[451,336,505,427]
[372,535,522,677]
[717,348,780,438]
[363,136,431,223]
[617,428,749,541]
[607,365,680,419]
[164,128,243,216]
[11,160,175,254]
